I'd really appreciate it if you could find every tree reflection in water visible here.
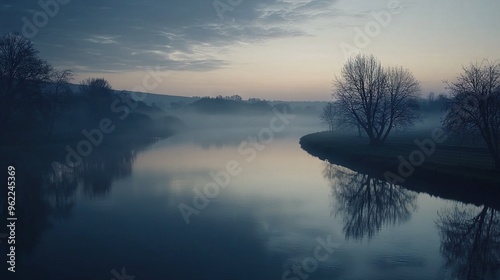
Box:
[436,204,500,280]
[0,138,155,255]
[323,161,418,241]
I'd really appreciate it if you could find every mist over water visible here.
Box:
[2,110,497,280]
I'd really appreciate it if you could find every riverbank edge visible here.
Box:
[300,131,500,210]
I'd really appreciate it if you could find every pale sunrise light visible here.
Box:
[2,0,498,100]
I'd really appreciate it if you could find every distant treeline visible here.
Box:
[169,95,320,115]
[189,95,276,114]
[176,93,450,116]
[418,92,450,113]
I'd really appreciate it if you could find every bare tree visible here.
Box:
[0,32,52,135]
[79,77,112,98]
[79,77,114,121]
[333,54,421,145]
[319,102,336,131]
[443,60,500,170]
[43,69,73,139]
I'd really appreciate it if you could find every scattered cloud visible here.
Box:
[0,0,342,72]
[85,35,120,44]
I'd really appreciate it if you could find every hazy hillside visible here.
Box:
[65,83,200,110]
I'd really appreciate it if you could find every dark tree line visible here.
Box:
[188,96,274,114]
[0,33,71,142]
[0,33,182,144]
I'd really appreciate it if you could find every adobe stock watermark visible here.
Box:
[50,66,167,183]
[213,0,243,21]
[111,267,135,280]
[179,107,295,225]
[384,128,448,184]
[22,0,71,39]
[281,235,341,280]
[340,0,403,60]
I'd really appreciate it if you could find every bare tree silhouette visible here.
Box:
[443,60,500,169]
[79,77,113,98]
[319,102,336,131]
[333,54,421,145]
[0,33,52,138]
[43,69,73,139]
[0,33,72,142]
[436,203,500,280]
[78,77,115,123]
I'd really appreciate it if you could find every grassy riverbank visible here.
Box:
[300,131,500,209]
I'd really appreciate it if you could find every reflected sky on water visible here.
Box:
[1,119,498,280]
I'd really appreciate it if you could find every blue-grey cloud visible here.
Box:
[0,0,340,72]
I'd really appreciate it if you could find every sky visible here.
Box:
[1,0,499,101]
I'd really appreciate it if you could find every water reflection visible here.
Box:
[436,204,500,280]
[0,138,156,255]
[324,162,418,241]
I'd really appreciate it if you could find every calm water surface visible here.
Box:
[2,119,498,280]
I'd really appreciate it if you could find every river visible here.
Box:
[2,114,498,280]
